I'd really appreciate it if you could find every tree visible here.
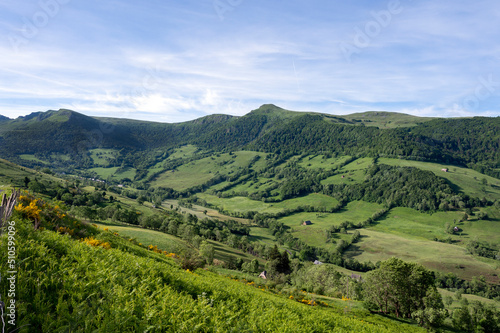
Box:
[411,288,447,329]
[137,195,147,205]
[199,241,214,265]
[363,258,440,322]
[23,176,31,188]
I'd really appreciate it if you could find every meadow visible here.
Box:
[89,148,119,166]
[197,193,340,215]
[297,154,353,170]
[151,151,267,190]
[379,158,500,201]
[344,228,499,283]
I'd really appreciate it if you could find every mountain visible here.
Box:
[0,105,499,177]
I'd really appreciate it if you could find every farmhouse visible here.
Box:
[302,220,312,225]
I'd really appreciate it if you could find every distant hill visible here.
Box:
[0,104,499,177]
[341,111,434,128]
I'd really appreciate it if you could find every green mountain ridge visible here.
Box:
[1,104,499,178]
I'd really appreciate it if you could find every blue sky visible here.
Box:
[1,0,499,122]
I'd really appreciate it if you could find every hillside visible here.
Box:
[0,187,427,332]
[1,105,499,178]
[2,134,500,331]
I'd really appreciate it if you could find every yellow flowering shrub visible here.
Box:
[83,236,111,250]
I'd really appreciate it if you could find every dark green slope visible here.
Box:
[409,117,500,170]
[0,105,499,177]
[0,109,142,155]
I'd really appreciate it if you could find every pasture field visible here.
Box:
[341,111,434,128]
[320,157,373,185]
[438,288,500,310]
[197,193,340,215]
[92,221,262,264]
[370,208,465,241]
[0,158,39,186]
[89,166,137,181]
[279,201,383,230]
[222,177,281,196]
[18,154,47,164]
[206,239,266,264]
[249,226,276,245]
[89,148,119,166]
[93,221,189,253]
[341,157,374,171]
[372,206,500,244]
[344,228,499,283]
[321,169,366,185]
[298,154,353,170]
[0,158,65,187]
[50,152,71,161]
[165,144,199,160]
[379,158,500,201]
[162,199,251,224]
[151,151,267,190]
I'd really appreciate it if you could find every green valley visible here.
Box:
[1,105,500,331]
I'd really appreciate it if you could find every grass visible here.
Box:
[221,177,281,196]
[0,158,65,187]
[166,144,199,160]
[89,166,136,181]
[93,221,189,253]
[321,169,366,185]
[370,207,465,241]
[371,206,500,244]
[197,193,340,215]
[207,240,265,264]
[275,201,382,249]
[298,155,352,170]
[341,157,374,171]
[0,217,425,332]
[379,158,500,201]
[92,221,261,264]
[344,228,500,283]
[18,154,47,164]
[151,151,267,190]
[279,201,383,230]
[438,288,500,310]
[341,111,434,129]
[89,148,119,166]
[162,199,251,225]
[321,157,373,185]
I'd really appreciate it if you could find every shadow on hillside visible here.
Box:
[90,220,130,227]
[444,178,463,194]
[343,244,363,258]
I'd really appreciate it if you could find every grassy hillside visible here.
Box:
[341,111,434,128]
[0,212,425,332]
[2,105,499,180]
[379,158,500,201]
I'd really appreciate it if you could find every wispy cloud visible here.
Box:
[0,0,499,121]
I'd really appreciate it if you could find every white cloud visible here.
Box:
[0,0,499,121]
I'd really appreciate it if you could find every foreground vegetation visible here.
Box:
[1,192,427,332]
